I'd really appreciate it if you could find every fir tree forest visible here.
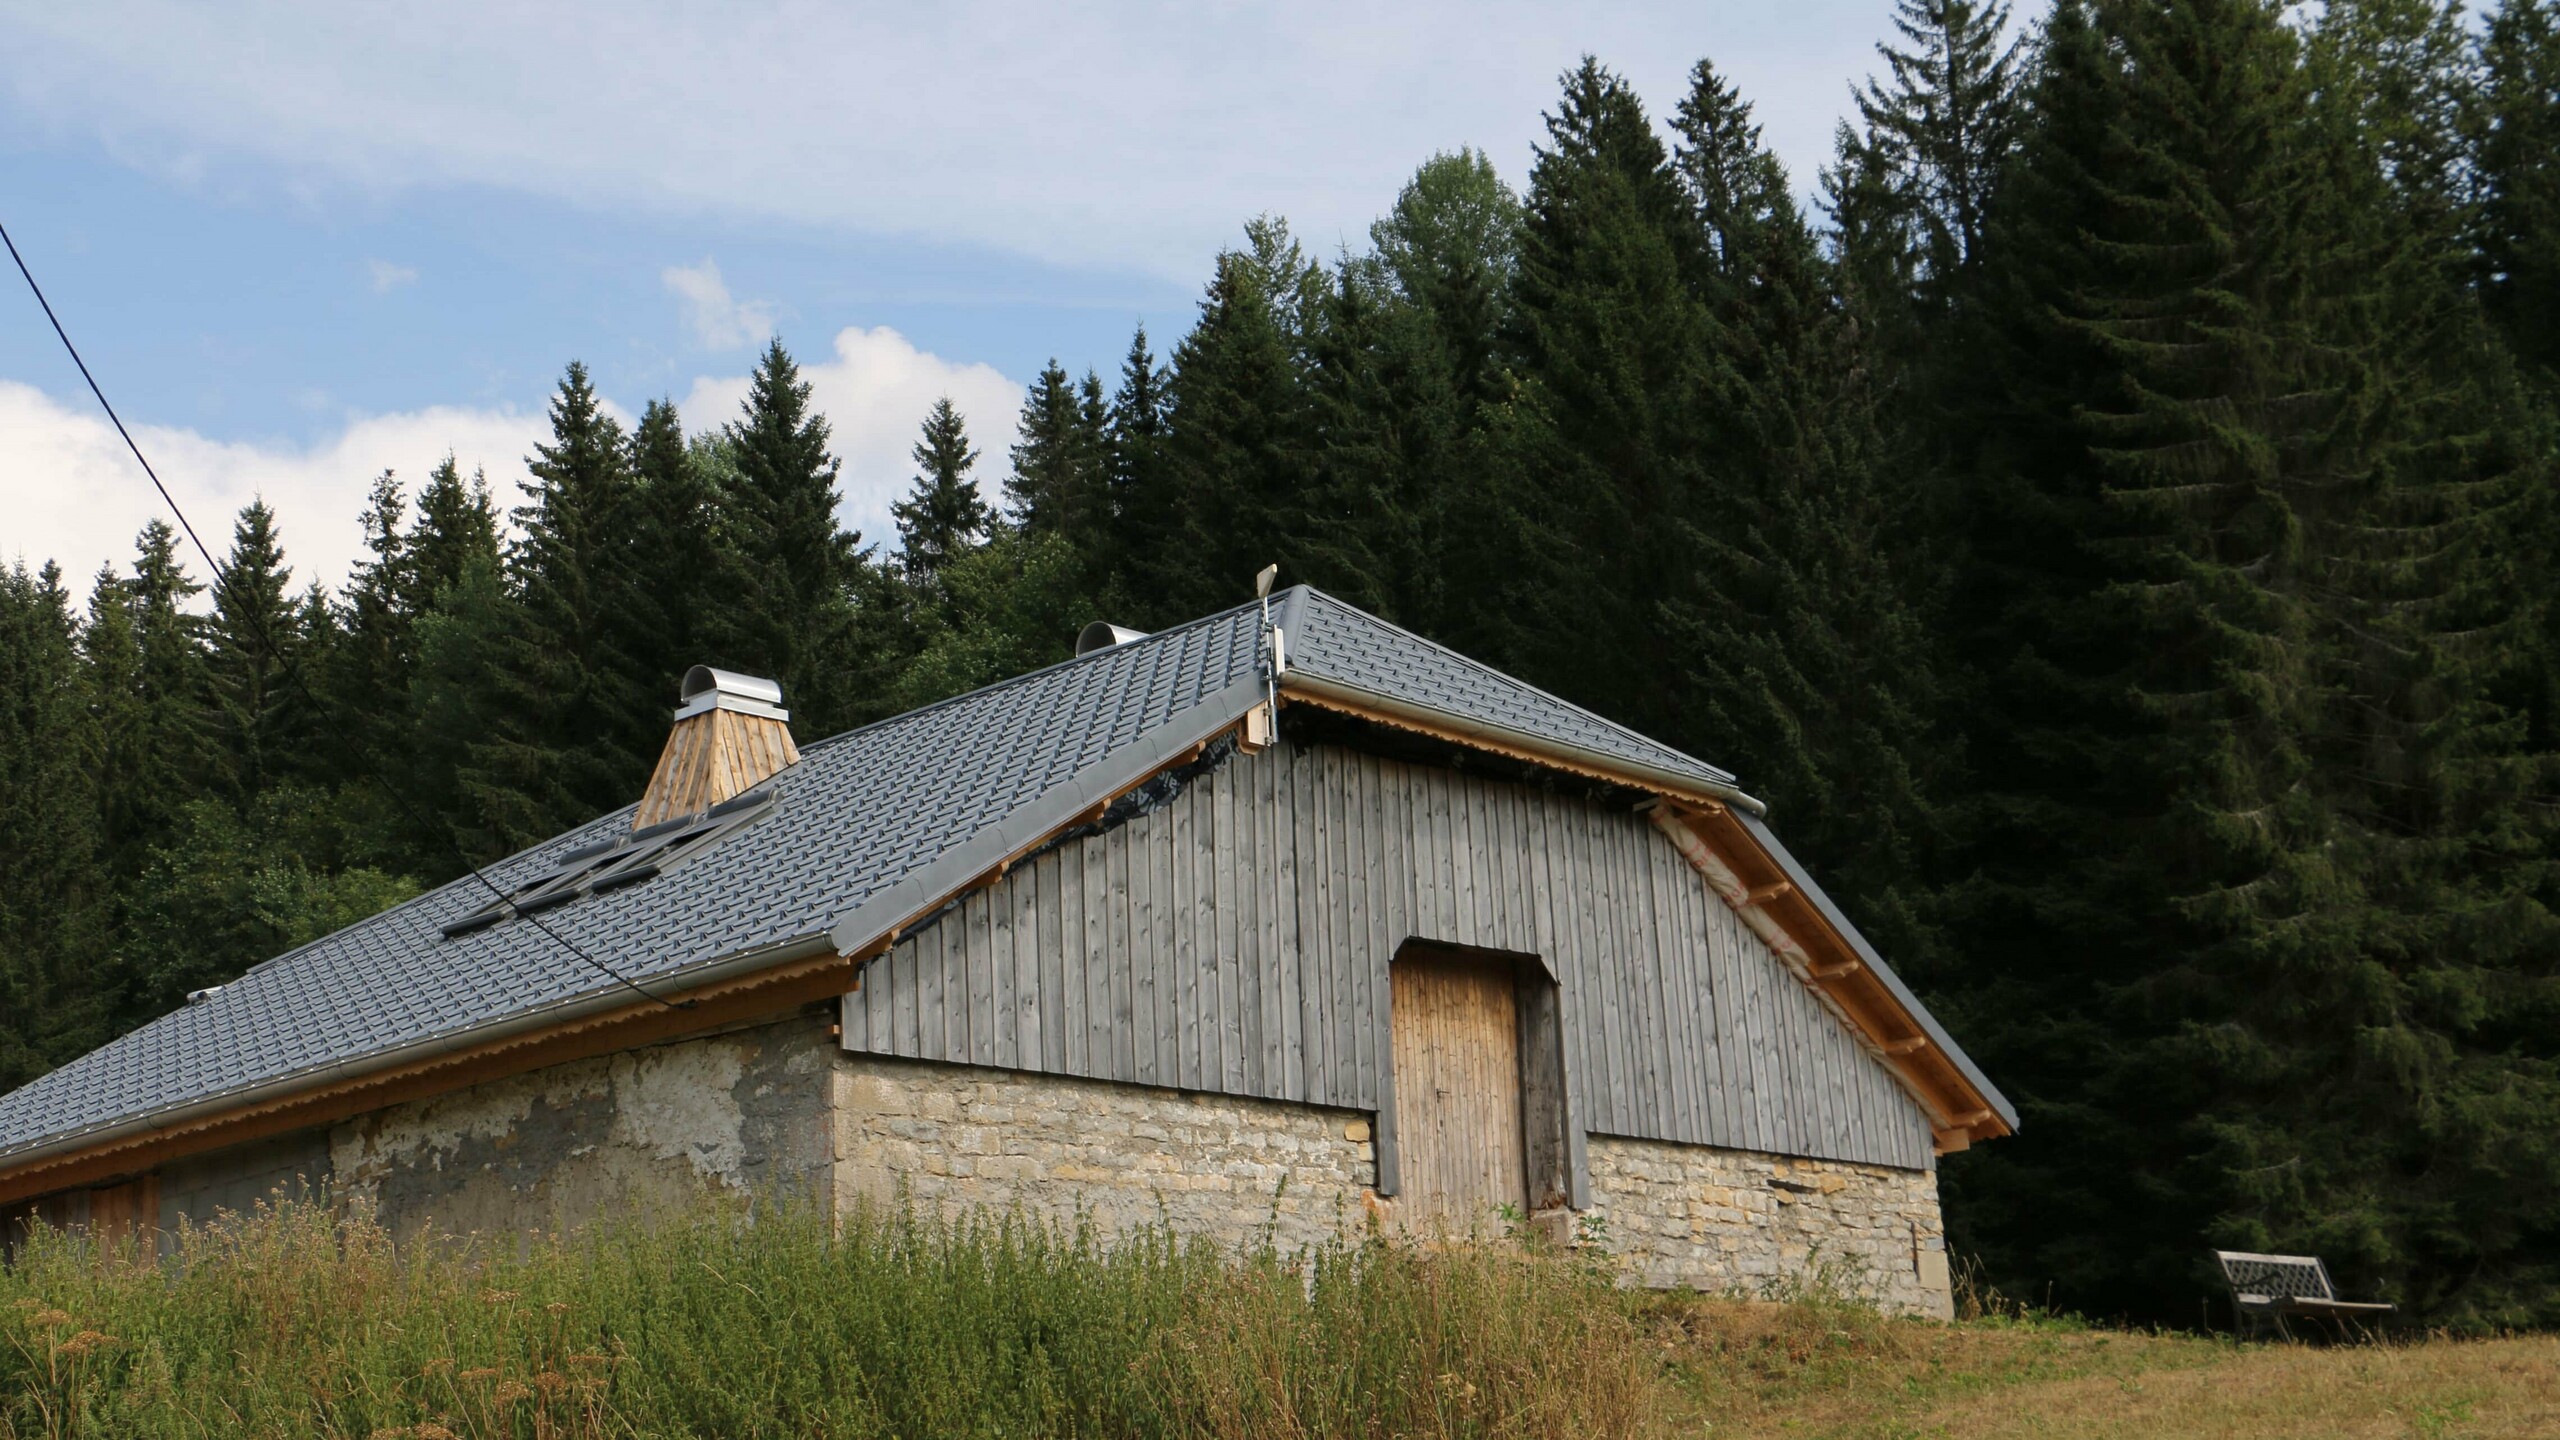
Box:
[7,0,2560,1329]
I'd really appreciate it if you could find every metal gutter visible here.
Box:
[1277,668,1771,817]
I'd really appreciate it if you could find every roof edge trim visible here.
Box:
[826,673,1269,958]
[1278,670,1769,816]
[1652,802,2015,1151]
[1734,809,2018,1133]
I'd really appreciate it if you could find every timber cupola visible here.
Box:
[634,665,801,829]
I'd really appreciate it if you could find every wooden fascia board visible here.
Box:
[0,936,891,1209]
[1276,686,1749,812]
[1648,803,2009,1151]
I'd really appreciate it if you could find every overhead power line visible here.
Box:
[0,217,686,1013]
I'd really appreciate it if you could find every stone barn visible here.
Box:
[0,587,2013,1315]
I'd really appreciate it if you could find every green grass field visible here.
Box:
[2,1199,2551,1438]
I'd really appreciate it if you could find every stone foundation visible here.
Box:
[1584,1135,1950,1317]
[830,1054,1376,1253]
[25,1014,1949,1322]
[329,1009,837,1238]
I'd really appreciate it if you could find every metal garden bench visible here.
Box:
[2213,1250,2395,1341]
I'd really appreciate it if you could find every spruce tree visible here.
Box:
[79,564,148,879]
[0,562,110,1088]
[1321,149,1522,633]
[627,397,727,694]
[1479,58,1710,734]
[471,362,651,843]
[1842,0,2025,307]
[1155,218,1323,622]
[1006,361,1106,539]
[319,471,416,848]
[1934,0,2560,1324]
[409,456,501,608]
[119,520,210,853]
[2477,0,2560,378]
[201,500,312,809]
[1654,58,1951,967]
[893,397,992,589]
[724,340,860,730]
[1107,326,1174,608]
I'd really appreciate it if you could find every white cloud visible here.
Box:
[662,259,773,351]
[677,325,1020,551]
[0,2,1909,278]
[366,258,418,292]
[0,379,542,601]
[0,325,1021,600]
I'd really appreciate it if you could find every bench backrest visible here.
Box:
[2214,1250,2335,1303]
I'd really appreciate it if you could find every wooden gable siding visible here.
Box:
[842,739,1935,1173]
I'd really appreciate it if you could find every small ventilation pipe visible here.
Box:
[633,666,801,829]
[1076,621,1149,656]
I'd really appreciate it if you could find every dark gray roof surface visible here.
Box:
[0,586,1901,1167]
[1280,589,1738,788]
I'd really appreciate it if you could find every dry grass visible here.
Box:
[2,1196,2555,1438]
[1646,1294,2560,1438]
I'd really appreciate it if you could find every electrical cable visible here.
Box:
[0,217,687,1012]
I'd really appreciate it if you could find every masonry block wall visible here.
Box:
[1586,1135,1951,1317]
[326,1009,837,1238]
[63,1010,1948,1321]
[830,1054,1379,1253]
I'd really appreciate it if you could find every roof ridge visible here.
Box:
[795,593,1270,758]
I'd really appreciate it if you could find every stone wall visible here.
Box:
[1584,1134,1951,1317]
[156,1127,332,1233]
[831,1054,1378,1253]
[329,1007,836,1238]
[22,1013,1949,1324]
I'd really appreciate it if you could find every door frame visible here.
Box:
[1375,939,1581,1213]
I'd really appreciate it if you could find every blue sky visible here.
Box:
[0,0,1930,592]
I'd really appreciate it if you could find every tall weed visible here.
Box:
[0,1195,1691,1439]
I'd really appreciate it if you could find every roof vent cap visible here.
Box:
[1077,622,1149,657]
[675,665,788,721]
[185,984,225,1006]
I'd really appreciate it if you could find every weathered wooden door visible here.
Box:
[1390,952,1527,1234]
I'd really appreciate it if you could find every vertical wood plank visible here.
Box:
[1061,843,1087,1075]
[1017,857,1046,1072]
[1660,847,1709,1146]
[1277,744,1310,1102]
[1130,811,1161,1086]
[1696,864,1743,1149]
[917,926,946,1063]
[1290,743,1327,1102]
[1105,819,1136,1076]
[1216,758,1248,1095]
[1174,783,1204,1092]
[1247,749,1283,1098]
[973,888,1002,1069]
[1152,803,1181,1089]
[1329,746,1362,1106]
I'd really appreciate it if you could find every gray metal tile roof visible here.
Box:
[1278,588,1738,788]
[0,586,1762,1166]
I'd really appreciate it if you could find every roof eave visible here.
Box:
[0,931,843,1204]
